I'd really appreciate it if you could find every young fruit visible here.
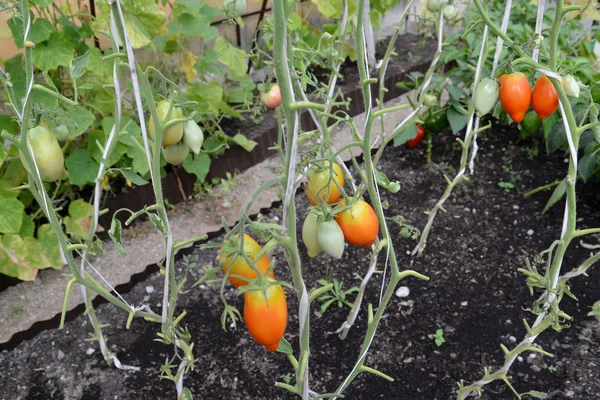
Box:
[302,212,323,258]
[335,198,379,248]
[149,100,185,147]
[244,283,287,352]
[183,120,204,155]
[423,93,437,107]
[218,234,274,288]
[21,125,64,182]
[223,0,247,16]
[520,110,542,137]
[261,84,282,109]
[443,4,458,20]
[162,142,189,165]
[317,219,345,259]
[407,125,426,149]
[306,161,344,206]
[532,75,559,119]
[426,0,441,12]
[473,78,499,117]
[562,75,580,98]
[498,72,531,123]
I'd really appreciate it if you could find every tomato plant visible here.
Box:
[317,219,345,259]
[407,125,426,149]
[244,283,288,352]
[335,198,379,248]
[162,142,190,165]
[305,161,344,206]
[532,75,559,119]
[218,234,274,288]
[20,125,64,182]
[498,72,531,123]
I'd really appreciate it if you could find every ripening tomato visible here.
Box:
[473,78,499,117]
[335,197,379,248]
[244,283,288,352]
[317,219,345,259]
[302,212,323,258]
[183,120,204,155]
[162,142,189,165]
[21,125,64,182]
[149,100,185,147]
[532,75,559,119]
[498,72,531,123]
[261,85,282,109]
[218,234,274,288]
[407,125,426,149]
[306,161,344,206]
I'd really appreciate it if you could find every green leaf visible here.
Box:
[32,84,59,110]
[543,111,565,154]
[275,337,293,354]
[0,143,7,170]
[542,179,566,214]
[19,215,35,238]
[63,199,93,237]
[96,0,166,49]
[7,14,25,48]
[375,170,401,193]
[519,391,547,399]
[30,18,56,44]
[32,31,74,71]
[65,149,100,186]
[215,36,248,77]
[70,50,91,80]
[0,234,38,281]
[183,152,211,182]
[30,0,54,7]
[108,217,126,257]
[121,169,149,186]
[393,124,417,147]
[86,47,112,80]
[179,388,193,400]
[56,106,95,139]
[447,106,468,134]
[0,198,25,233]
[147,212,166,234]
[185,82,223,117]
[578,150,600,182]
[231,134,257,152]
[37,224,62,268]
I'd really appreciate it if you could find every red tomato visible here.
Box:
[334,197,379,248]
[498,72,531,123]
[217,234,274,288]
[261,85,282,109]
[532,75,559,119]
[407,125,426,148]
[244,283,288,352]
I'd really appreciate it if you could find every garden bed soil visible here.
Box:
[2,124,600,400]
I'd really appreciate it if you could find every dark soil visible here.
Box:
[1,125,600,400]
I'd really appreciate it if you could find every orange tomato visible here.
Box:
[244,283,288,352]
[306,161,344,206]
[498,72,531,123]
[334,197,379,248]
[532,75,559,119]
[217,234,274,288]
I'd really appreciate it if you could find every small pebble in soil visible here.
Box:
[86,348,95,355]
[531,365,541,372]
[460,301,468,307]
[513,205,519,210]
[517,356,524,362]
[565,391,575,397]
[145,285,154,293]
[509,336,517,343]
[395,286,410,297]
[57,350,65,360]
[527,229,534,236]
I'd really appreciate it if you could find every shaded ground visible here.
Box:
[1,124,600,400]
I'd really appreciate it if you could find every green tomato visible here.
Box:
[223,0,246,16]
[162,142,189,165]
[317,219,345,259]
[427,0,441,12]
[149,100,184,147]
[423,93,437,107]
[473,78,500,117]
[443,4,458,20]
[520,110,542,138]
[21,125,64,182]
[562,75,580,98]
[183,120,204,155]
[302,212,323,258]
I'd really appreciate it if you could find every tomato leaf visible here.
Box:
[108,217,126,257]
[0,198,25,234]
[183,152,211,182]
[447,105,468,134]
[121,169,150,186]
[542,179,567,214]
[578,149,600,182]
[375,170,401,193]
[65,149,100,186]
[275,337,293,354]
[231,134,257,152]
[31,31,74,71]
[393,123,417,147]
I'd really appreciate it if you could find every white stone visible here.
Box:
[395,286,410,298]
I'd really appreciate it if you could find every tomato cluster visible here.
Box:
[302,162,380,259]
[217,234,287,352]
[497,72,559,123]
[149,100,204,166]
